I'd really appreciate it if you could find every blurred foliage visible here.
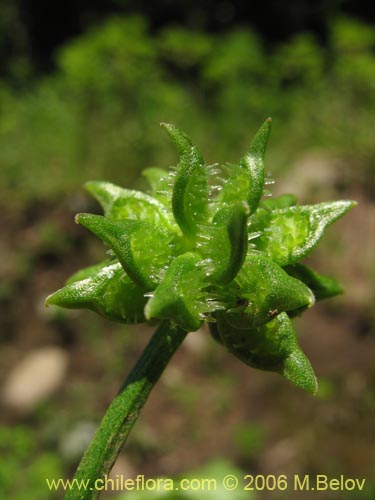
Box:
[0,425,62,500]
[112,460,252,500]
[233,423,265,460]
[0,15,374,207]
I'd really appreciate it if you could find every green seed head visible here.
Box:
[46,119,356,394]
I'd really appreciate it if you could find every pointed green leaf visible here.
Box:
[162,123,208,237]
[282,349,318,395]
[284,263,343,300]
[66,259,114,285]
[142,167,171,198]
[145,252,213,332]
[198,202,249,284]
[128,225,180,288]
[251,200,356,265]
[260,193,297,210]
[223,251,315,328]
[76,214,175,291]
[46,262,146,323]
[215,311,318,394]
[85,181,171,227]
[217,118,272,214]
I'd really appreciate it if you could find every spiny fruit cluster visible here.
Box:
[47,119,355,394]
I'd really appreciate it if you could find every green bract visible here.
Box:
[46,119,356,395]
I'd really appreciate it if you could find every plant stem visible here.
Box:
[65,321,187,500]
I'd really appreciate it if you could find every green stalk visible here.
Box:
[65,322,187,500]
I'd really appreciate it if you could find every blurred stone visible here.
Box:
[260,437,299,474]
[274,153,338,200]
[162,365,183,387]
[59,421,97,462]
[109,456,136,483]
[182,327,208,354]
[1,346,68,414]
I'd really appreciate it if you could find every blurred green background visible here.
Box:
[0,1,374,499]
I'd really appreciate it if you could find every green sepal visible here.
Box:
[284,263,343,300]
[66,259,114,285]
[217,118,271,214]
[214,311,318,394]
[46,262,146,323]
[76,213,174,291]
[85,181,171,227]
[223,251,315,328]
[251,200,356,266]
[162,123,208,238]
[199,202,249,284]
[260,193,297,210]
[145,252,213,332]
[142,167,171,200]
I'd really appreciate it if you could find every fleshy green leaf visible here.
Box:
[162,123,208,238]
[284,263,343,300]
[85,181,172,227]
[217,118,272,214]
[223,251,315,328]
[260,193,297,210]
[66,259,114,285]
[46,262,146,323]
[215,311,318,394]
[142,167,172,201]
[251,200,356,265]
[198,202,249,284]
[145,252,215,332]
[76,214,175,291]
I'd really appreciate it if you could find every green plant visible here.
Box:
[46,119,355,499]
[0,425,63,500]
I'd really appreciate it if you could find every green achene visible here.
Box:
[46,119,355,500]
